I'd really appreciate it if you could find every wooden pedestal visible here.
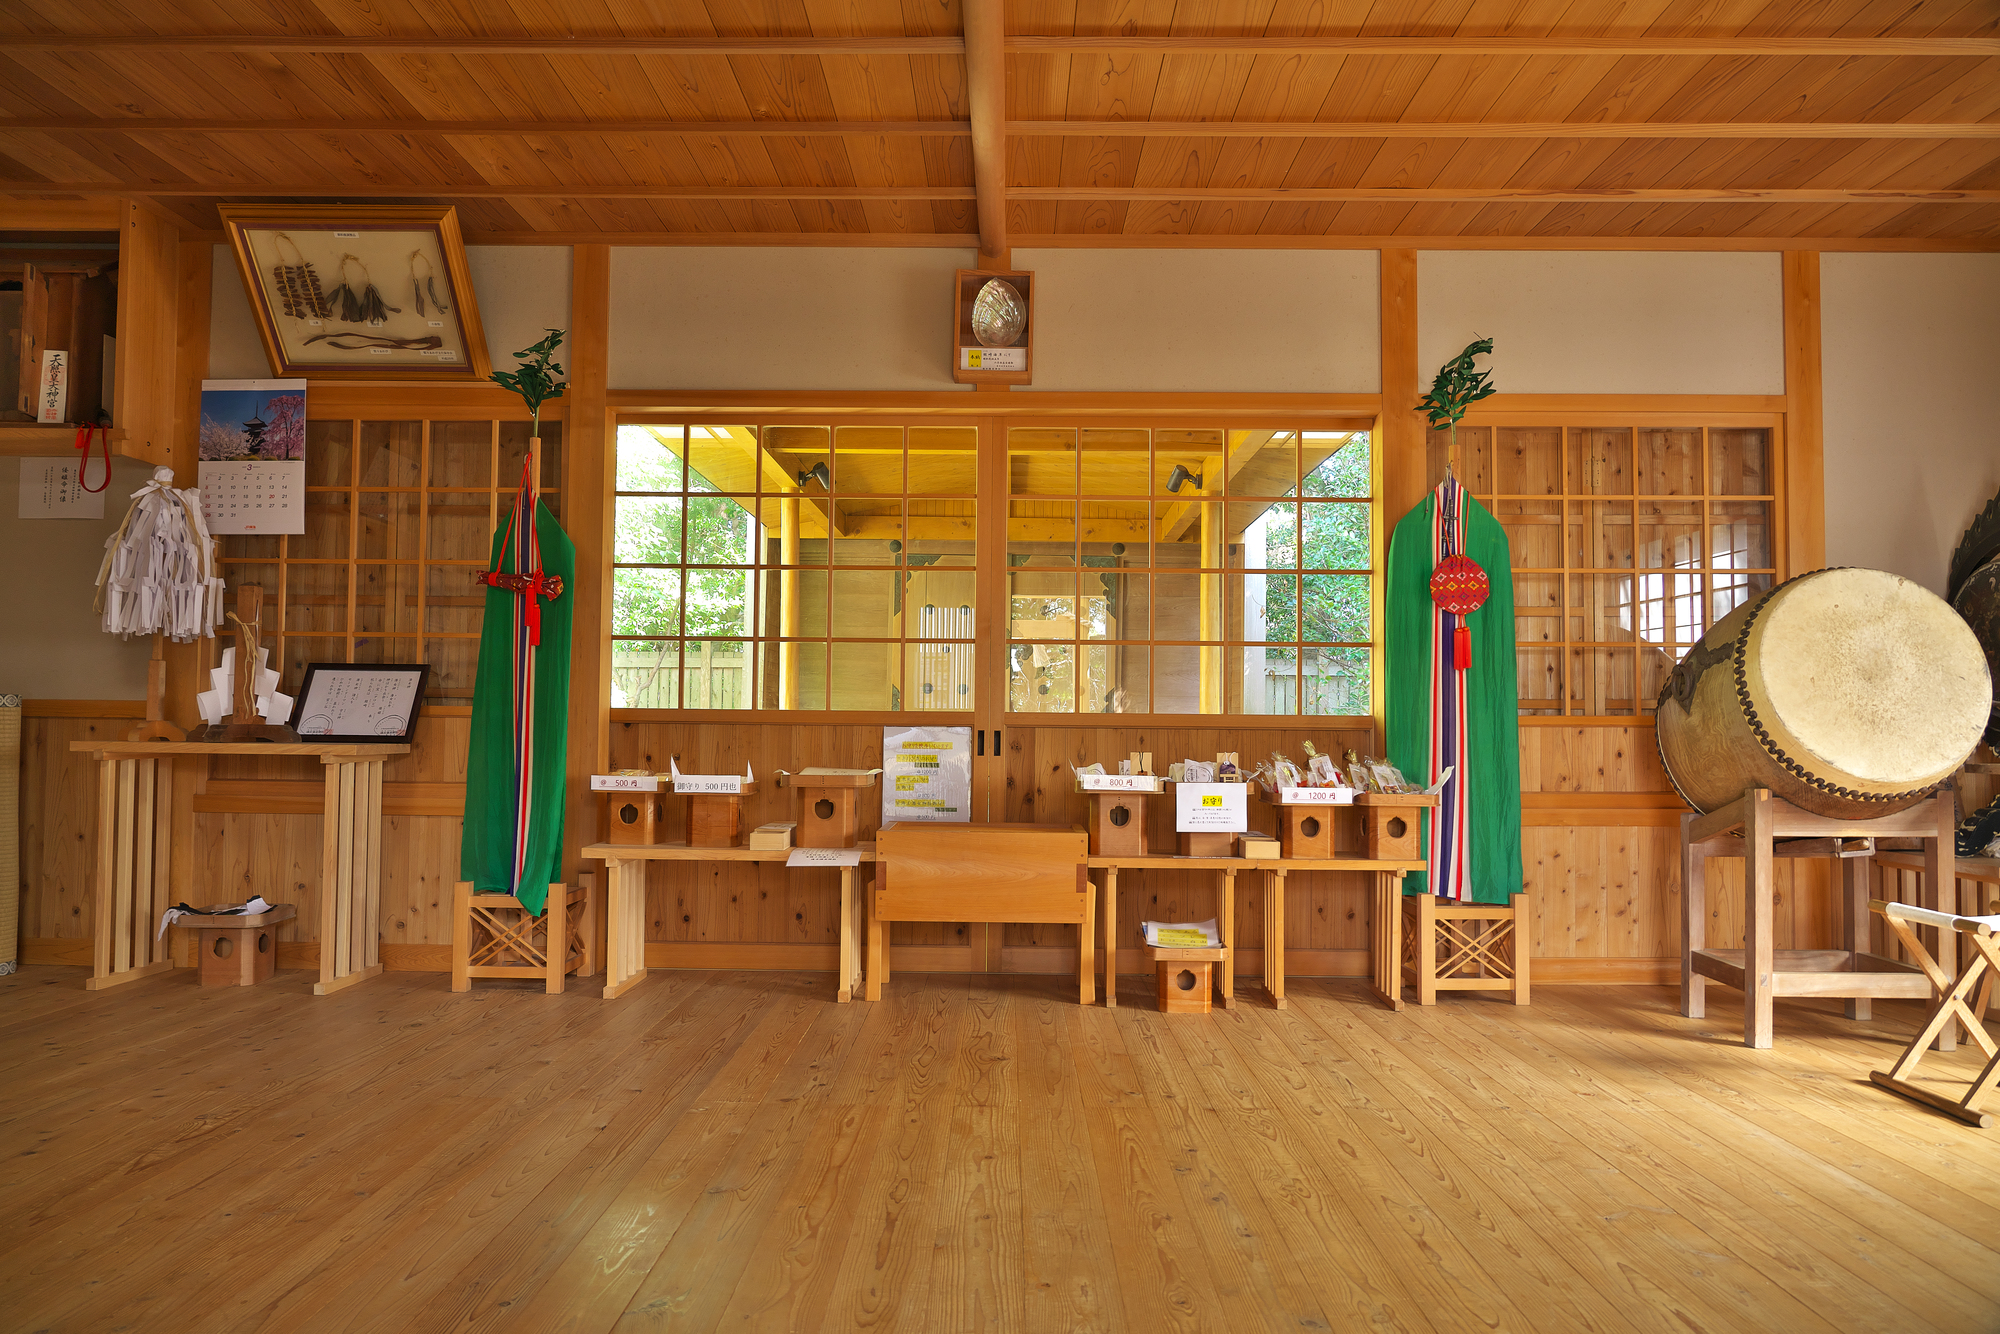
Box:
[1178,830,1235,858]
[1356,792,1436,860]
[190,905,297,988]
[1275,806,1334,859]
[1402,893,1530,1005]
[1148,945,1225,1013]
[790,771,877,848]
[603,789,665,845]
[687,788,755,848]
[1086,791,1151,857]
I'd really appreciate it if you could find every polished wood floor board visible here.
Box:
[2,965,1996,1334]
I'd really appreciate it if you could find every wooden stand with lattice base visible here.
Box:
[1402,892,1531,1006]
[1867,899,2000,1127]
[451,880,598,995]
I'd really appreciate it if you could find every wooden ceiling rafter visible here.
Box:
[964,0,1008,264]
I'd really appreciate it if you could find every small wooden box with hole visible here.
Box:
[187,904,297,987]
[600,778,668,846]
[1148,944,1227,1014]
[1078,771,1163,856]
[1258,787,1345,858]
[783,768,878,848]
[1355,792,1436,859]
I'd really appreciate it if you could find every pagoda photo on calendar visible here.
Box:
[199,378,307,460]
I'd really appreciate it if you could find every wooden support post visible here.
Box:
[1924,789,1958,1050]
[1745,788,1776,1049]
[1681,811,1706,1019]
[1844,853,1872,1021]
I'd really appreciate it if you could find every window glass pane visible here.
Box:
[774,568,828,638]
[906,640,974,711]
[685,569,754,638]
[834,426,904,495]
[831,642,899,710]
[1079,428,1148,497]
[500,420,560,492]
[1231,643,1294,714]
[1222,430,1295,498]
[1082,504,1148,566]
[1638,647,1678,716]
[285,562,347,633]
[1151,571,1207,642]
[421,637,477,703]
[1301,574,1370,643]
[305,420,354,487]
[1301,501,1369,570]
[1086,644,1145,714]
[356,421,420,487]
[833,501,901,564]
[1518,647,1562,715]
[1009,502,1076,566]
[1710,428,1770,494]
[682,640,751,709]
[1636,499,1702,570]
[831,569,898,639]
[1570,500,1633,569]
[427,491,489,561]
[1009,641,1075,712]
[908,427,976,493]
[428,420,490,489]
[1516,573,1561,645]
[1151,646,1212,714]
[1010,572,1077,641]
[907,499,974,561]
[1710,571,1773,622]
[1231,573,1298,645]
[1634,573,1704,647]
[1009,428,1076,496]
[690,425,762,493]
[1154,431,1221,496]
[619,425,686,491]
[906,572,975,636]
[613,567,682,637]
[1569,427,1632,495]
[1569,647,1636,715]
[1636,428,1701,495]
[425,566,484,635]
[616,495,683,565]
[297,490,350,559]
[355,564,420,635]
[1302,646,1370,716]
[1711,501,1772,570]
[1230,501,1294,568]
[357,492,420,559]
[1492,427,1560,495]
[611,640,678,709]
[1495,499,1559,568]
[1083,571,1139,640]
[1569,575,1634,642]
[685,496,756,565]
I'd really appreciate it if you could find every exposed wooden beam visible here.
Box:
[7,34,1992,57]
[14,118,1995,141]
[963,0,1008,265]
[12,182,1994,204]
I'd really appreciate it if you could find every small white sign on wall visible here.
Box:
[1175,783,1247,833]
[17,456,105,519]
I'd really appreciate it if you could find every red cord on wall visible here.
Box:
[73,424,110,493]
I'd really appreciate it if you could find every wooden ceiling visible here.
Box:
[1,1,1997,248]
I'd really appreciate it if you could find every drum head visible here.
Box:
[1750,568,1990,786]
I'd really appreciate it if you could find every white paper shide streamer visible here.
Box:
[95,467,226,641]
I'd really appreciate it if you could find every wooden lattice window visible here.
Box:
[1432,422,1778,716]
[216,418,562,705]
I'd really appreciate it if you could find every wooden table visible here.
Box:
[70,741,407,996]
[582,842,877,1002]
[1091,854,1422,1010]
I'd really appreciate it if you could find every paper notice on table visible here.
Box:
[882,725,971,824]
[17,457,105,519]
[1142,918,1220,948]
[786,847,863,868]
[1174,782,1247,833]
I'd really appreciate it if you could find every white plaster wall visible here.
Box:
[0,455,158,698]
[608,247,979,391]
[210,244,572,377]
[1417,251,1784,395]
[1822,253,2000,592]
[1011,249,1381,393]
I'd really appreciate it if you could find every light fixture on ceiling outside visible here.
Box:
[795,461,832,490]
[1166,464,1204,493]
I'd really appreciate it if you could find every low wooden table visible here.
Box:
[184,904,297,987]
[581,842,877,1002]
[70,741,407,996]
[1091,853,1422,1010]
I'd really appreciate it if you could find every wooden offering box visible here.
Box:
[1258,788,1347,859]
[1148,945,1226,1014]
[1354,792,1438,860]
[603,785,667,846]
[1079,778,1163,857]
[685,782,760,849]
[190,904,298,987]
[787,768,878,849]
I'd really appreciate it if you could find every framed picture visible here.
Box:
[218,204,490,381]
[287,662,431,743]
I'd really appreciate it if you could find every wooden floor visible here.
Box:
[4,966,1998,1334]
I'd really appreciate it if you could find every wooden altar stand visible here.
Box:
[1681,786,1955,1049]
[71,740,408,995]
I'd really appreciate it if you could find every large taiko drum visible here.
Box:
[1655,567,1991,818]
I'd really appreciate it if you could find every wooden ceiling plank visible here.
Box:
[1051,0,1174,235]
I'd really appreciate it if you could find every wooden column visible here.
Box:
[1198,498,1223,714]
[112,199,182,467]
[1783,251,1825,572]
[1379,249,1424,524]
[779,496,800,708]
[563,244,613,887]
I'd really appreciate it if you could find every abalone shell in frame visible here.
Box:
[971,278,1027,347]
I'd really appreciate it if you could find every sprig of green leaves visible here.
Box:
[490,328,568,432]
[1418,337,1497,428]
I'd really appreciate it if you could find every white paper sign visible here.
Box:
[669,758,749,793]
[786,847,863,868]
[17,457,105,519]
[35,349,68,423]
[591,774,661,792]
[1175,783,1247,833]
[199,460,305,535]
[883,725,972,823]
[1277,786,1355,805]
[1079,773,1161,793]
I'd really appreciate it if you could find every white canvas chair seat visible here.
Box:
[1868,899,2000,1127]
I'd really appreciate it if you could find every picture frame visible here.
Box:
[218,204,491,381]
[287,662,431,743]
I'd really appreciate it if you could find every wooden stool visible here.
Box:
[188,904,297,987]
[1869,899,2000,1126]
[1401,892,1530,1005]
[451,879,597,995]
[1148,945,1226,1013]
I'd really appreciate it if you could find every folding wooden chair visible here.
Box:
[451,877,597,995]
[1869,899,2000,1127]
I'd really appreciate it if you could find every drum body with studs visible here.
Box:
[1655,567,1991,818]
